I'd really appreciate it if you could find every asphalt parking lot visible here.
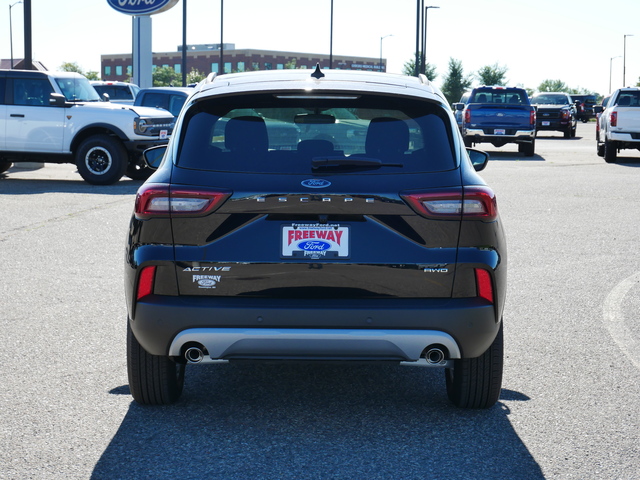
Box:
[1,122,639,479]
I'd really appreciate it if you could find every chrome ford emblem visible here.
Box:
[301,179,331,188]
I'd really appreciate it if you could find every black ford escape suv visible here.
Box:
[125,67,507,408]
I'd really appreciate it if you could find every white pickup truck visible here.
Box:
[596,88,640,163]
[0,69,174,184]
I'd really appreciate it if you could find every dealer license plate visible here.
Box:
[282,224,350,259]
[494,129,506,135]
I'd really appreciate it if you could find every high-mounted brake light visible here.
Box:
[401,186,497,220]
[134,184,231,219]
[137,266,156,300]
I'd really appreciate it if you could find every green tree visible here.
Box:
[153,66,181,87]
[440,58,472,105]
[538,79,569,92]
[187,68,206,84]
[59,62,100,80]
[476,63,508,86]
[402,54,437,81]
[59,61,83,73]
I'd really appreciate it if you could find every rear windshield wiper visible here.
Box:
[311,156,403,171]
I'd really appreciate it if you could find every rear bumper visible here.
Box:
[130,296,500,359]
[609,131,640,144]
[536,120,571,131]
[464,128,535,143]
[169,328,461,365]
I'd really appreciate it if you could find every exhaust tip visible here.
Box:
[184,346,205,364]
[424,347,446,365]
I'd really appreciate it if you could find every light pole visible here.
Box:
[329,0,333,68]
[219,0,224,75]
[415,0,421,76]
[610,56,621,94]
[623,34,633,87]
[379,34,393,72]
[421,5,439,76]
[181,0,187,86]
[9,1,23,69]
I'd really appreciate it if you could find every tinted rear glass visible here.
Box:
[616,92,640,107]
[530,94,569,105]
[176,92,456,174]
[470,89,528,105]
[141,92,187,116]
[93,85,132,100]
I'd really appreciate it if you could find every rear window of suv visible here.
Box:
[175,92,456,174]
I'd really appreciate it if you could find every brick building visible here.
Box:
[100,44,384,81]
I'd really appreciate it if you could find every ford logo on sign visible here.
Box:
[298,241,331,251]
[301,179,331,188]
[106,0,179,16]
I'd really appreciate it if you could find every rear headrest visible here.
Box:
[365,117,409,157]
[225,116,268,153]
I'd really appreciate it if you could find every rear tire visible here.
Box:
[445,323,503,409]
[0,159,12,174]
[127,321,185,405]
[76,134,127,185]
[521,139,535,157]
[604,139,617,163]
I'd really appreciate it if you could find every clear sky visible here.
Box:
[1,0,639,96]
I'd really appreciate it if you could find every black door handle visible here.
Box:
[10,114,25,118]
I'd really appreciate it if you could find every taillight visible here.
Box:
[137,266,156,300]
[134,184,231,219]
[401,186,497,221]
[610,111,617,127]
[464,109,471,124]
[475,268,494,303]
[530,109,536,126]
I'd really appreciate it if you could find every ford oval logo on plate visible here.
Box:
[301,179,331,188]
[298,241,331,251]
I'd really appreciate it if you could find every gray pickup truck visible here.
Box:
[455,86,537,156]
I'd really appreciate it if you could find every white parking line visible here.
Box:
[603,271,640,370]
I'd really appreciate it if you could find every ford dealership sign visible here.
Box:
[107,0,179,16]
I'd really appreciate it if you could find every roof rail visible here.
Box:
[418,74,430,85]
[195,72,218,92]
